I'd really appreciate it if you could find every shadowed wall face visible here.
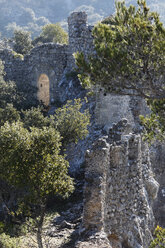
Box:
[37,74,50,106]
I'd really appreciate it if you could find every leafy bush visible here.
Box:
[140,99,165,143]
[11,51,24,60]
[33,23,68,45]
[149,226,165,248]
[0,221,5,233]
[0,233,21,248]
[13,30,33,55]
[54,98,90,146]
[0,103,20,127]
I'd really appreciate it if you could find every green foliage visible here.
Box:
[11,51,24,60]
[0,120,74,248]
[0,103,20,127]
[22,107,51,129]
[13,30,33,55]
[75,0,165,99]
[149,226,165,248]
[16,82,39,111]
[75,0,165,142]
[140,99,165,143]
[0,78,18,108]
[0,61,18,108]
[0,99,89,247]
[54,98,90,146]
[22,99,90,147]
[0,222,5,233]
[0,120,75,247]
[0,233,21,248]
[0,121,74,198]
[0,61,90,139]
[0,61,20,126]
[33,23,68,45]
[0,56,90,247]
[0,0,165,40]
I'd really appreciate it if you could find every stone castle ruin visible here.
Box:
[0,12,165,248]
[0,12,93,106]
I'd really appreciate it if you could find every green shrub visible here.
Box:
[149,226,165,248]
[13,30,33,55]
[0,233,21,248]
[11,51,24,60]
[0,221,5,233]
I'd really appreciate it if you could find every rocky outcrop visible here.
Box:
[82,119,159,248]
[76,232,112,248]
[150,143,165,227]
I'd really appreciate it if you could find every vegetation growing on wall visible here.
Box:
[75,0,165,142]
[32,23,68,46]
[13,30,33,55]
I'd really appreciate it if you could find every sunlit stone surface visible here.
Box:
[37,74,50,106]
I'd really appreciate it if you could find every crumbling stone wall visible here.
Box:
[82,119,159,248]
[0,44,68,104]
[23,43,68,104]
[0,49,24,83]
[0,11,164,245]
[0,11,93,105]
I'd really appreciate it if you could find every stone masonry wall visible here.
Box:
[0,49,24,83]
[0,11,164,245]
[82,119,159,248]
[23,43,68,104]
[0,12,94,104]
[0,44,68,104]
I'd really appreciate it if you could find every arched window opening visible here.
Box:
[37,74,50,106]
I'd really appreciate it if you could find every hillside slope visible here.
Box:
[0,0,164,38]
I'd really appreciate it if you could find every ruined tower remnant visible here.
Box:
[68,12,87,40]
[67,12,94,68]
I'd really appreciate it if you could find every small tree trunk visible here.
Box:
[37,204,46,248]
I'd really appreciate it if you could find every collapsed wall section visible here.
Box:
[82,119,159,248]
[0,49,24,83]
